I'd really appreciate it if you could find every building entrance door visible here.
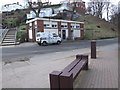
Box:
[71,30,74,40]
[62,30,66,40]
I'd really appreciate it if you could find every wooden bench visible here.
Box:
[49,54,88,90]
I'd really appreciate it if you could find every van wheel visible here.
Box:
[57,41,61,45]
[42,42,48,46]
[37,43,41,46]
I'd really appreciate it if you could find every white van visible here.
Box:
[36,32,62,46]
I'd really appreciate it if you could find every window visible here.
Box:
[71,25,74,28]
[44,24,50,27]
[61,25,67,28]
[64,25,67,28]
[61,25,64,28]
[30,26,32,29]
[53,33,58,37]
[37,34,40,37]
[52,24,58,28]
[76,26,80,29]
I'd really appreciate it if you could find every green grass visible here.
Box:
[74,15,118,40]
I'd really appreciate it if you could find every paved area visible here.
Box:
[2,43,118,88]
[0,47,2,90]
[74,44,118,88]
[1,42,38,48]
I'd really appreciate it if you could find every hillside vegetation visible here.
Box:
[74,15,118,40]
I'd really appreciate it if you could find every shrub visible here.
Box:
[16,30,28,43]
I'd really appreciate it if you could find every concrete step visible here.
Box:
[8,30,16,32]
[8,31,15,32]
[4,36,15,38]
[6,34,15,35]
[5,35,15,37]
[4,37,15,39]
[2,29,17,46]
[2,43,15,45]
[4,38,15,40]
[2,41,15,43]
[7,33,16,35]
[4,38,15,41]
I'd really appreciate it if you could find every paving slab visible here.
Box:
[74,45,118,88]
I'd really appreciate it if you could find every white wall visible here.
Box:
[44,29,58,35]
[29,23,33,39]
[74,30,80,38]
[43,21,58,34]
[29,30,33,39]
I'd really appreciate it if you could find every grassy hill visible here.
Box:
[74,14,118,40]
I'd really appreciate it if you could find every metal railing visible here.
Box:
[0,28,9,44]
[15,27,18,44]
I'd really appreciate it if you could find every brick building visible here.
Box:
[61,0,86,14]
[26,18,84,42]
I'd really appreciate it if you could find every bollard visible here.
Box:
[91,40,96,59]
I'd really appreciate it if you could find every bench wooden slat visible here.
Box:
[60,59,87,80]
[70,59,87,79]
[61,54,83,73]
[62,59,81,73]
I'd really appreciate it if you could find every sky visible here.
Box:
[0,0,119,6]
[0,0,119,13]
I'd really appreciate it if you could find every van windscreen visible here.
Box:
[37,34,40,37]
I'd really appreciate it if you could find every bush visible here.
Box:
[16,30,28,43]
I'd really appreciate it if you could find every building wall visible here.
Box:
[37,20,44,32]
[61,22,68,40]
[68,1,85,14]
[67,23,71,40]
[44,29,58,35]
[27,19,84,42]
[29,23,33,40]
[74,30,80,37]
[44,21,58,35]
[75,2,86,14]
[58,22,61,37]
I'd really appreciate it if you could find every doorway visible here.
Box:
[62,30,66,40]
[71,30,74,40]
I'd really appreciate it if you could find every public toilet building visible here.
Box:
[26,18,84,42]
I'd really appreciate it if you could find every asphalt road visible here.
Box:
[2,38,118,61]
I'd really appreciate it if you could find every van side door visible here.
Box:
[52,33,58,43]
[48,33,54,43]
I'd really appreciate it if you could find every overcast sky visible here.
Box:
[0,0,119,12]
[0,0,119,6]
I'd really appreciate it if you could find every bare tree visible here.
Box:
[88,1,97,16]
[86,6,92,14]
[88,0,106,18]
[105,1,111,21]
[110,4,119,25]
[25,0,44,17]
[110,4,118,16]
[70,1,77,20]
